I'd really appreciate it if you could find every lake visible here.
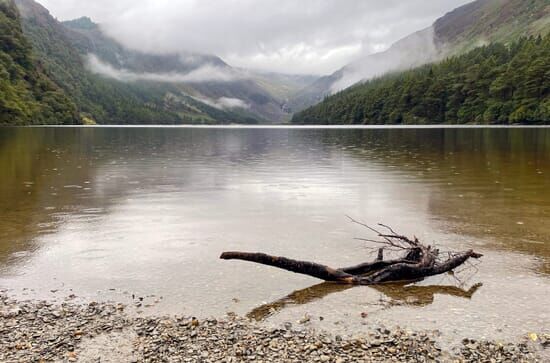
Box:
[0,126,549,345]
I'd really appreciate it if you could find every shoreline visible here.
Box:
[11,124,550,129]
[1,292,547,362]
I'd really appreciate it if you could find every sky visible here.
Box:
[39,0,473,75]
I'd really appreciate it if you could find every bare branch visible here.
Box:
[346,215,393,244]
[377,223,399,235]
[221,220,483,286]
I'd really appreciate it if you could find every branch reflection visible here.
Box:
[247,282,483,321]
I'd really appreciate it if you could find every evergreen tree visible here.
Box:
[293,36,550,125]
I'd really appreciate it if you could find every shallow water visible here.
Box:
[0,127,549,344]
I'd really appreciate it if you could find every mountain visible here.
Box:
[60,16,278,122]
[13,0,187,124]
[13,0,269,124]
[62,16,227,74]
[60,15,306,123]
[0,0,77,125]
[5,0,547,125]
[4,0,316,125]
[289,0,550,112]
[292,35,550,125]
[433,0,550,49]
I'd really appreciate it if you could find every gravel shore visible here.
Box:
[0,292,547,362]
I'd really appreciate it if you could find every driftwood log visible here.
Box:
[220,220,482,285]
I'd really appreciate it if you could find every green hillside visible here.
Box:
[61,16,289,123]
[289,0,550,113]
[0,0,77,125]
[3,0,549,125]
[13,0,185,124]
[4,0,259,125]
[292,35,550,125]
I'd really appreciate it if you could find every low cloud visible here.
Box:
[86,54,241,83]
[331,26,440,92]
[192,95,250,110]
[216,97,250,109]
[41,0,472,75]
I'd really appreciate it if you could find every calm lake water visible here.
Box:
[1,126,549,344]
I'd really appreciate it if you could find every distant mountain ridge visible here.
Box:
[289,0,550,113]
[62,16,227,74]
[2,0,548,125]
[5,0,316,124]
[60,15,310,123]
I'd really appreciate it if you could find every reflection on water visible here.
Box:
[0,127,549,343]
[247,282,483,321]
[248,282,354,321]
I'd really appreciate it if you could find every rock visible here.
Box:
[0,291,541,363]
[299,314,311,324]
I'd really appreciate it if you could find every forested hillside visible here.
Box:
[3,0,549,125]
[13,0,185,125]
[290,0,550,113]
[292,36,550,125]
[0,0,77,125]
[2,0,262,125]
[60,16,295,124]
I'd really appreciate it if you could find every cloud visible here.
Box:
[86,54,250,110]
[331,26,440,92]
[191,95,250,110]
[40,0,472,75]
[216,97,249,109]
[86,54,240,83]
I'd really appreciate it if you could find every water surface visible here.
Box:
[0,127,549,344]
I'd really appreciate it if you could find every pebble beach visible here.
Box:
[1,292,548,362]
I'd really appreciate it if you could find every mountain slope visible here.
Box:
[434,0,549,49]
[3,0,332,125]
[292,35,550,125]
[0,0,77,125]
[289,27,438,112]
[9,0,266,124]
[63,16,227,74]
[290,0,550,113]
[61,16,296,123]
[13,0,190,124]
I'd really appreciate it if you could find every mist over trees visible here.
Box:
[2,0,550,126]
[292,36,550,125]
[3,0,267,125]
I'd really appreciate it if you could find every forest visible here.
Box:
[3,0,550,126]
[1,0,260,125]
[0,0,77,125]
[292,35,550,125]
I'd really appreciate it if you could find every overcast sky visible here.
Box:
[39,0,472,75]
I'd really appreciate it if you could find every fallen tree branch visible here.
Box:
[220,252,355,283]
[220,221,483,285]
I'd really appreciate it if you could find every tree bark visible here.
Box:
[220,249,482,285]
[220,252,355,283]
